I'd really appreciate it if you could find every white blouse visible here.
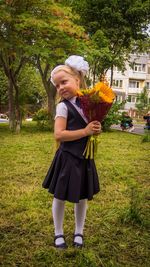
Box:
[55,97,88,123]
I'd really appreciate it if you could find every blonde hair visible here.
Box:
[52,65,88,150]
[51,65,87,89]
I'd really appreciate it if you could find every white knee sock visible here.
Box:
[52,198,65,245]
[74,199,87,244]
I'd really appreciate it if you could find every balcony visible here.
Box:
[128,87,143,94]
[128,71,146,80]
[125,102,136,110]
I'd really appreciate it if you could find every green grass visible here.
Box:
[0,122,150,267]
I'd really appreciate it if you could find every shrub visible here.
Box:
[102,101,125,131]
[33,108,54,131]
[142,129,150,142]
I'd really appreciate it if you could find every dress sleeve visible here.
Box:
[55,102,68,119]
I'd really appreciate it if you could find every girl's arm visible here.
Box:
[54,117,101,142]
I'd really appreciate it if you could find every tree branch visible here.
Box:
[14,56,27,77]
[0,52,9,77]
[36,55,44,77]
[43,63,50,81]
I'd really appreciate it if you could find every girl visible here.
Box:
[42,55,101,249]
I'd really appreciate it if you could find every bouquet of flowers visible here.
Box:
[77,81,115,159]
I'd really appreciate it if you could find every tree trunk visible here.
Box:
[36,57,56,118]
[92,63,96,85]
[42,77,56,118]
[8,79,15,131]
[0,52,26,132]
[47,83,56,118]
[0,95,2,113]
[110,65,114,86]
[15,84,21,133]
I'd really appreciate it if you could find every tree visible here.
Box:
[33,3,88,118]
[65,0,150,83]
[135,86,150,116]
[18,65,46,119]
[102,101,125,131]
[0,0,87,131]
[35,28,86,119]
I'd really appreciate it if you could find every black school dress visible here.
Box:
[42,100,100,203]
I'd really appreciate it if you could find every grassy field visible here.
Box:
[0,122,150,267]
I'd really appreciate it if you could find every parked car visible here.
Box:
[25,117,33,121]
[0,113,9,123]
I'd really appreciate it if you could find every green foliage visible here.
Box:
[135,86,150,116]
[0,0,86,61]
[0,0,88,131]
[86,35,113,82]
[102,101,125,131]
[0,68,8,106]
[1,0,85,68]
[18,65,46,115]
[67,0,150,78]
[73,0,149,39]
[142,130,150,142]
[33,108,53,131]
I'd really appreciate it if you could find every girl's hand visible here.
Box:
[85,121,101,136]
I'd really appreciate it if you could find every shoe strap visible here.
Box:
[74,233,83,238]
[54,234,65,241]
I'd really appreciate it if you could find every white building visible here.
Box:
[106,52,150,116]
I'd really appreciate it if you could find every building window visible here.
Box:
[127,95,137,103]
[113,80,123,88]
[131,96,136,103]
[148,67,150,74]
[129,80,140,88]
[114,66,121,72]
[133,64,146,72]
[127,95,131,102]
[146,82,150,89]
[116,95,123,102]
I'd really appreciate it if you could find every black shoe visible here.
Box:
[73,233,83,248]
[54,234,67,249]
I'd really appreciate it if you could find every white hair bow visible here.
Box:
[65,55,89,76]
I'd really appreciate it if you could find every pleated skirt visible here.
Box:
[42,148,100,203]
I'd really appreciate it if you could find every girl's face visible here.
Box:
[53,70,80,99]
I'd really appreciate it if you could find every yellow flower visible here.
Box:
[94,82,104,91]
[88,88,96,95]
[76,81,115,159]
[94,82,115,103]
[77,81,115,104]
[76,89,83,96]
[99,91,113,103]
